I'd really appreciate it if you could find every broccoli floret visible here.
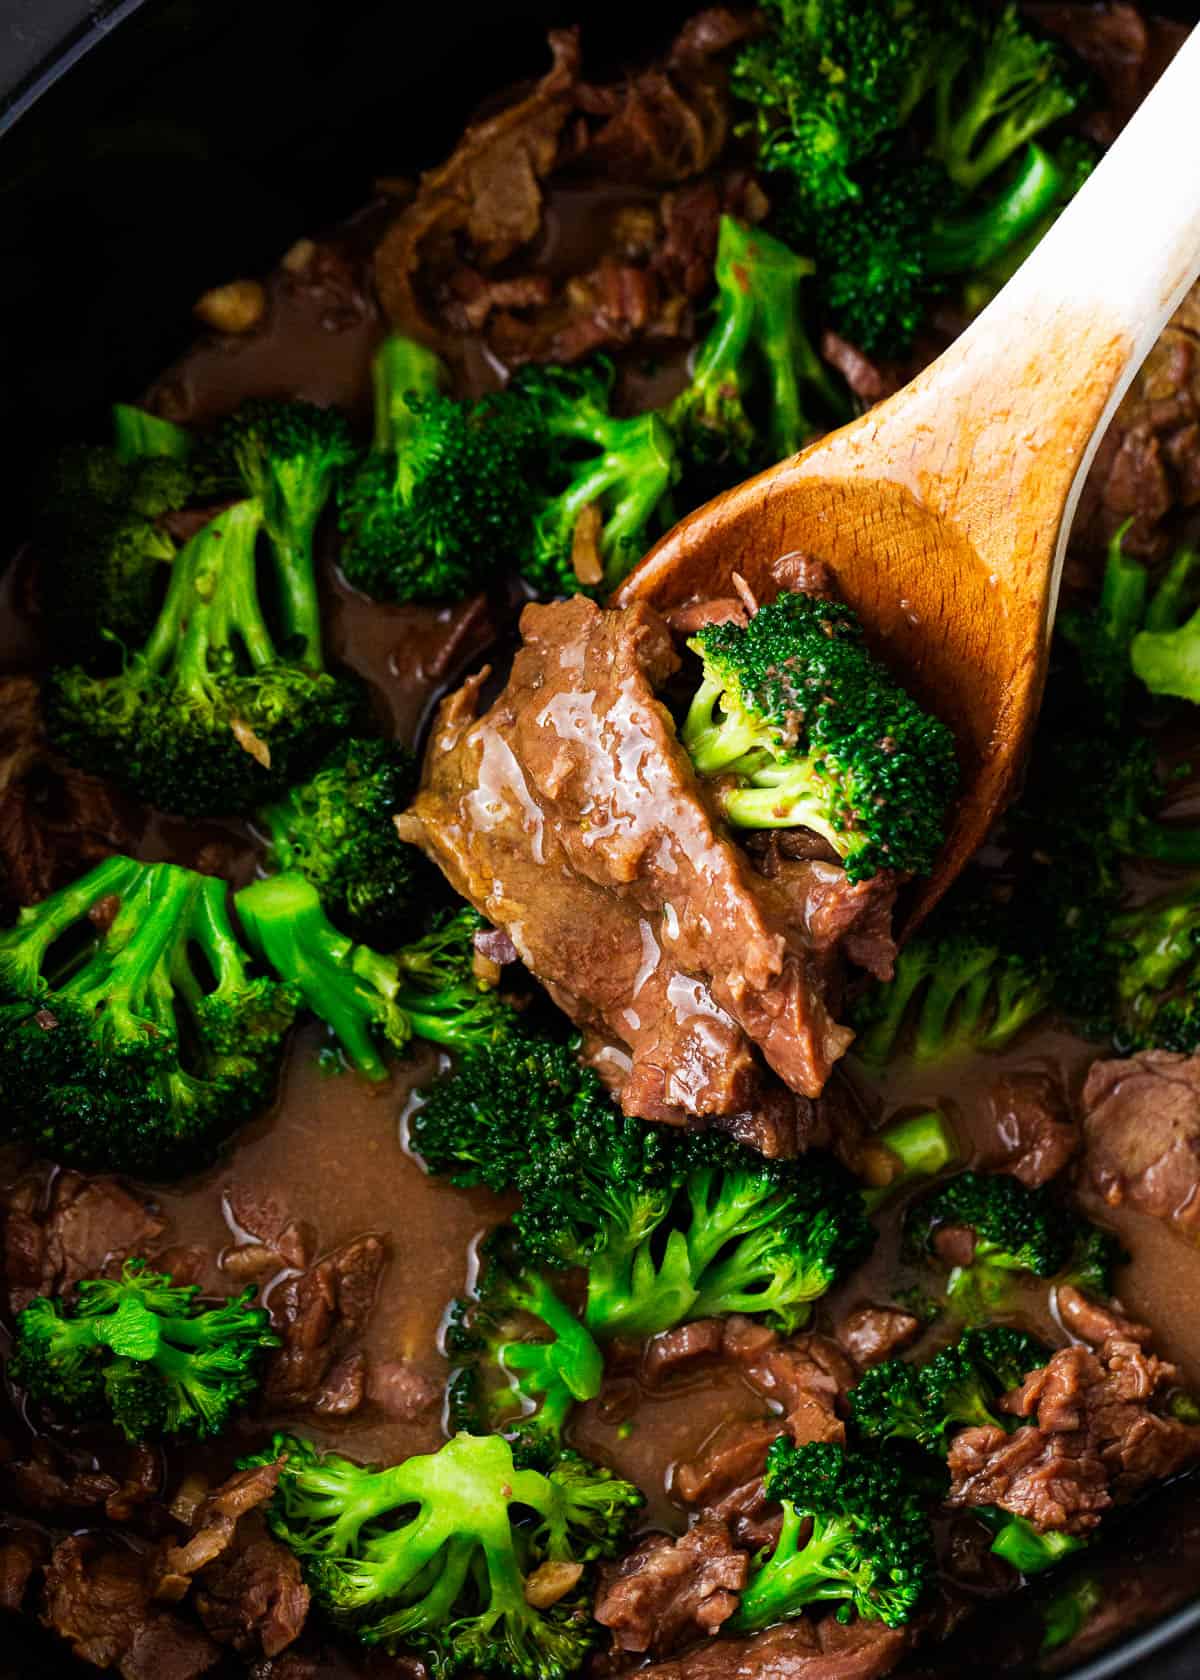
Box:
[513,361,678,594]
[907,1172,1121,1318]
[339,335,543,604]
[236,878,518,1079]
[851,1326,1045,1450]
[258,735,428,947]
[0,854,296,1175]
[1130,545,1200,703]
[667,216,844,502]
[1058,521,1148,726]
[732,1438,935,1632]
[204,398,355,666]
[253,1430,640,1676]
[985,1512,1088,1577]
[49,498,359,817]
[853,907,1049,1067]
[1109,883,1200,1052]
[446,1232,604,1467]
[9,1258,277,1440]
[35,440,193,669]
[1040,1573,1103,1650]
[112,403,193,463]
[682,590,958,881]
[930,5,1084,193]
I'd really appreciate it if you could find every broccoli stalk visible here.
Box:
[667,216,843,500]
[50,497,358,817]
[682,590,958,881]
[257,735,426,947]
[1040,1572,1103,1650]
[860,1109,958,1211]
[1131,545,1200,703]
[1059,520,1148,724]
[339,334,543,603]
[732,1439,935,1632]
[986,1513,1088,1576]
[112,403,193,463]
[207,398,355,665]
[9,1258,277,1440]
[0,854,296,1175]
[253,1430,641,1676]
[447,1235,605,1466]
[236,877,517,1079]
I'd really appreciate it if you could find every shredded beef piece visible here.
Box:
[642,1320,726,1386]
[400,598,873,1119]
[1055,1285,1151,1348]
[837,1306,921,1371]
[977,1071,1079,1188]
[107,1446,162,1524]
[9,1440,120,1517]
[41,1536,218,1679]
[932,1224,977,1270]
[665,596,750,636]
[263,1234,387,1414]
[2,1167,168,1313]
[155,1463,284,1601]
[638,1615,908,1680]
[1081,1050,1200,1236]
[708,1083,828,1160]
[0,1526,47,1612]
[368,1359,443,1419]
[223,1185,312,1273]
[472,925,519,967]
[594,1521,747,1654]
[819,334,903,407]
[949,1334,1200,1533]
[194,1538,308,1660]
[674,1416,784,1549]
[742,1333,853,1446]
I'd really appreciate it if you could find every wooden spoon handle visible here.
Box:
[806,23,1200,607]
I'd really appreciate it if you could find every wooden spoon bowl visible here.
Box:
[618,24,1200,928]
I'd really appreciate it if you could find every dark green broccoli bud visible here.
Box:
[0,854,296,1175]
[236,877,518,1079]
[682,590,958,881]
[35,440,194,669]
[667,216,845,504]
[339,335,543,604]
[907,1171,1121,1319]
[9,1258,277,1440]
[732,1438,936,1632]
[929,5,1084,193]
[49,498,359,817]
[1040,1573,1102,1651]
[984,1511,1088,1576]
[853,907,1049,1067]
[1109,883,1200,1052]
[257,735,428,947]
[860,1109,959,1213]
[251,1430,640,1676]
[851,1326,1046,1450]
[112,404,193,463]
[513,360,678,594]
[446,1232,604,1466]
[204,398,355,665]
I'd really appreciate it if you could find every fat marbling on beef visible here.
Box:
[397,596,897,1126]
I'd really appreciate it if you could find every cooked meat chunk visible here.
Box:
[977,1071,1079,1188]
[948,1334,1200,1533]
[221,1183,313,1283]
[41,1536,219,1679]
[9,1440,122,1517]
[367,1359,443,1419]
[837,1306,921,1371]
[1055,1285,1152,1349]
[642,1319,726,1386]
[399,598,877,1117]
[155,1463,284,1601]
[0,1527,47,1612]
[593,1520,747,1654]
[742,1333,854,1446]
[262,1235,387,1414]
[637,1615,909,1680]
[1082,1050,1200,1235]
[2,1167,167,1312]
[194,1538,308,1660]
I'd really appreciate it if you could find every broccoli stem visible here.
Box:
[733,1505,852,1632]
[112,404,192,462]
[544,410,677,588]
[60,864,196,1043]
[139,499,272,693]
[926,144,1072,276]
[751,235,843,457]
[990,1514,1087,1574]
[862,1110,957,1212]
[503,1274,604,1405]
[372,335,446,468]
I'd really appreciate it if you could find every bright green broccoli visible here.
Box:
[338,334,543,604]
[984,1512,1088,1577]
[446,1232,604,1468]
[252,1430,641,1676]
[1109,883,1200,1053]
[1130,545,1200,703]
[236,876,518,1079]
[1040,1572,1103,1649]
[9,1258,277,1440]
[0,854,296,1175]
[257,735,429,947]
[732,1438,936,1632]
[682,590,959,880]
[860,1109,959,1212]
[203,398,355,665]
[666,216,845,502]
[49,497,359,817]
[112,403,193,463]
[851,1326,1046,1449]
[906,1171,1123,1318]
[513,360,678,594]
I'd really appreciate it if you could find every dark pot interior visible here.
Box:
[1,1,1199,1674]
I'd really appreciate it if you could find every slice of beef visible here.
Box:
[1081,1050,1200,1236]
[399,598,870,1117]
[674,1417,784,1549]
[594,1521,747,1654]
[836,1306,921,1371]
[637,1615,908,1680]
[41,1536,218,1679]
[0,1526,47,1612]
[262,1234,387,1414]
[9,1441,120,1517]
[194,1538,308,1660]
[819,333,903,407]
[977,1071,1079,1188]
[642,1320,726,1387]
[742,1334,854,1447]
[947,1422,1112,1536]
[367,1359,443,1420]
[3,1167,167,1312]
[154,1463,284,1601]
[221,1183,312,1284]
[1055,1285,1151,1349]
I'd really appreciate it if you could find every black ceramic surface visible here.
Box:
[0,2,1197,1675]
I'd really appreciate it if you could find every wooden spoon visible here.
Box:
[616,25,1200,929]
